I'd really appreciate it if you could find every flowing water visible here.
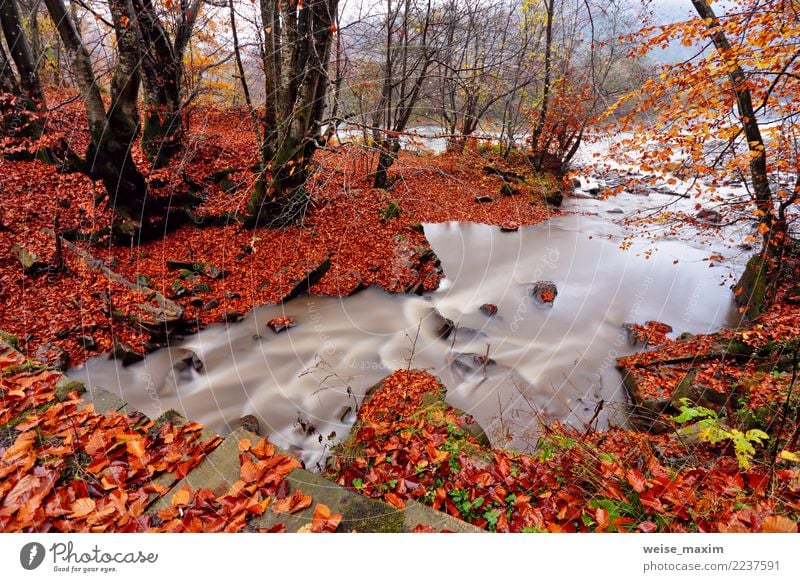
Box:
[68,185,744,468]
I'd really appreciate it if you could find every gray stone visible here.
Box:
[403,500,483,532]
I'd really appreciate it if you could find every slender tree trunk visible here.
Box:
[0,0,46,146]
[0,39,19,93]
[691,0,784,253]
[530,0,554,171]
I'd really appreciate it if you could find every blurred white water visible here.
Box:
[69,198,742,467]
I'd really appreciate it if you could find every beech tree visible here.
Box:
[132,0,202,168]
[247,0,339,226]
[0,0,46,142]
[609,0,798,256]
[43,0,148,234]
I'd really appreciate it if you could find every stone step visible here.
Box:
[148,427,404,532]
[402,500,483,533]
[251,467,404,533]
[143,410,222,509]
[76,384,139,416]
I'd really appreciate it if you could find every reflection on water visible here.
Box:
[69,206,741,468]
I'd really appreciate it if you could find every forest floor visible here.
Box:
[0,103,558,368]
[1,102,799,532]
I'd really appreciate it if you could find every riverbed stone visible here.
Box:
[530,281,558,307]
[480,303,498,316]
[34,343,70,371]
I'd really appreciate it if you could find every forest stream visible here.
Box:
[67,161,747,469]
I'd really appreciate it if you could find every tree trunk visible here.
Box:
[374,137,400,189]
[530,0,554,172]
[249,0,338,226]
[132,0,199,169]
[691,0,785,254]
[0,39,19,93]
[0,0,46,145]
[44,0,147,232]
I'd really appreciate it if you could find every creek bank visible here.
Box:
[327,362,800,532]
[0,336,481,532]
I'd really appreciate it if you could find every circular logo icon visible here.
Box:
[20,542,46,570]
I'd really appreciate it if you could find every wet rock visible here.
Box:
[267,316,296,334]
[224,291,241,300]
[696,208,723,224]
[500,224,519,232]
[669,369,728,410]
[784,285,800,305]
[175,350,204,372]
[588,185,605,196]
[625,401,673,434]
[167,259,194,271]
[474,195,493,204]
[500,183,518,197]
[434,313,455,340]
[261,255,331,302]
[110,341,144,367]
[607,208,624,214]
[571,178,582,189]
[135,273,152,288]
[202,299,220,311]
[192,283,213,294]
[529,281,558,307]
[167,260,228,280]
[221,311,244,324]
[189,297,204,308]
[545,189,564,207]
[78,335,97,351]
[35,343,70,371]
[483,166,523,182]
[12,243,46,275]
[238,415,260,434]
[480,303,498,317]
[170,280,190,298]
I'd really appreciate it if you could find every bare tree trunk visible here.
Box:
[530,0,554,171]
[0,37,20,94]
[249,0,338,226]
[229,0,260,143]
[0,0,43,103]
[131,0,199,168]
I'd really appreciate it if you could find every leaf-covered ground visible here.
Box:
[0,101,557,368]
[327,367,800,532]
[0,342,342,532]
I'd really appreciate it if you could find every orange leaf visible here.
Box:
[69,497,96,518]
[238,438,251,452]
[311,503,343,533]
[626,469,647,493]
[125,438,146,458]
[171,488,192,507]
[384,492,406,509]
[762,515,797,533]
